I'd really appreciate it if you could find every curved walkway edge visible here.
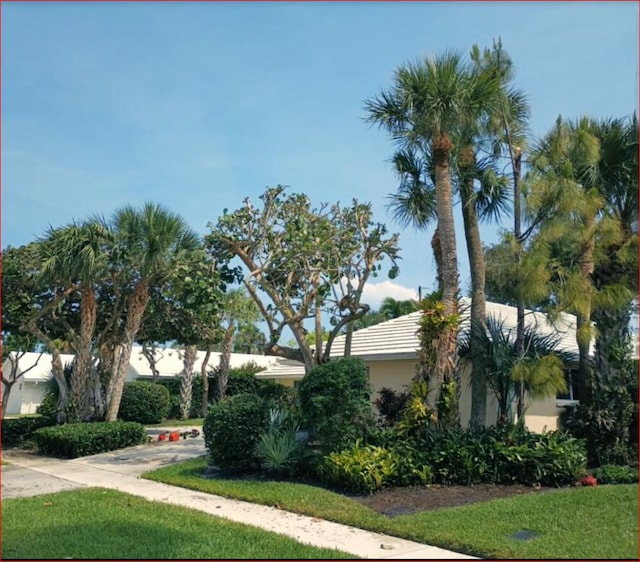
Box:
[2,448,477,560]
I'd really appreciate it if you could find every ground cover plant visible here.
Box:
[1,488,354,559]
[144,458,638,559]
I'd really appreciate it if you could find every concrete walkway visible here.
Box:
[2,433,476,560]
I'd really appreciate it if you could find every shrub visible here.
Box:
[298,357,374,454]
[36,392,58,421]
[203,393,267,473]
[321,440,432,494]
[592,464,639,485]
[118,382,171,424]
[1,416,54,448]
[257,380,295,409]
[374,387,409,426]
[33,422,148,458]
[255,407,307,477]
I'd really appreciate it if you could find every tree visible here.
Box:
[1,246,43,417]
[378,297,420,319]
[215,289,260,401]
[104,203,200,421]
[365,49,503,419]
[459,315,573,423]
[35,219,113,421]
[206,186,399,374]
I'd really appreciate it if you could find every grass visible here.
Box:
[1,488,354,559]
[144,458,639,559]
[146,418,204,427]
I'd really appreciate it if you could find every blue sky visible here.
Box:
[2,1,638,308]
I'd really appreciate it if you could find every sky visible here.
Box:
[2,1,638,311]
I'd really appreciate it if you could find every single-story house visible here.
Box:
[1,347,285,417]
[255,298,588,433]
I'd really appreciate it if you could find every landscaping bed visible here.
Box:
[352,482,557,516]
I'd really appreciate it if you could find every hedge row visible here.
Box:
[1,416,55,448]
[34,422,148,458]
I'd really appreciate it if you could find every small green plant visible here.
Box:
[33,422,148,458]
[255,407,306,477]
[592,464,639,484]
[118,382,171,424]
[203,393,267,473]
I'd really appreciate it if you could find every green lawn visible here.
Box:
[144,458,639,559]
[1,488,353,559]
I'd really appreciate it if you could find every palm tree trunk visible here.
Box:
[428,136,460,417]
[431,228,443,294]
[179,344,198,420]
[459,155,488,426]
[201,344,213,416]
[72,288,97,421]
[105,281,149,422]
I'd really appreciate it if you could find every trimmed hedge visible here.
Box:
[203,393,267,473]
[1,416,54,448]
[592,464,639,484]
[118,382,170,424]
[34,422,148,459]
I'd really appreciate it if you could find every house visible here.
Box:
[255,298,587,433]
[1,347,285,417]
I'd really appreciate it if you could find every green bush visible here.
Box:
[1,416,55,448]
[203,393,267,473]
[255,407,306,477]
[417,424,586,487]
[298,357,374,454]
[592,464,639,484]
[321,440,432,494]
[36,392,58,421]
[33,422,148,458]
[118,382,170,424]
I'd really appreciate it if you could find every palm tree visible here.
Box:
[366,49,505,422]
[588,115,638,388]
[459,315,573,423]
[37,219,112,421]
[379,297,420,320]
[104,203,199,422]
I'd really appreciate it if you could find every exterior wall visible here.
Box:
[3,380,24,416]
[20,382,49,415]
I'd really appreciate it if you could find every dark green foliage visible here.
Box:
[203,393,267,473]
[562,382,635,467]
[1,416,55,448]
[33,422,148,458]
[374,387,409,426]
[257,380,295,409]
[118,382,170,424]
[321,440,433,494]
[298,357,374,454]
[155,377,209,419]
[592,464,639,485]
[255,408,306,478]
[36,393,58,421]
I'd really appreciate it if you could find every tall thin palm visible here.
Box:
[105,203,199,421]
[366,49,506,421]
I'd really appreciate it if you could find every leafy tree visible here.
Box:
[1,245,45,417]
[378,297,420,319]
[365,48,505,419]
[206,186,399,374]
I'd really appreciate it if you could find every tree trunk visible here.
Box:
[428,136,460,417]
[513,147,526,421]
[459,157,488,427]
[201,345,213,416]
[217,323,235,400]
[431,228,443,294]
[2,381,14,418]
[72,288,97,421]
[179,344,198,420]
[105,281,149,422]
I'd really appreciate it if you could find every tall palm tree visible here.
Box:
[366,49,505,422]
[104,203,199,422]
[38,219,112,421]
[379,297,420,320]
[588,115,638,388]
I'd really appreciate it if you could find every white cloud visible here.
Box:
[360,280,418,310]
